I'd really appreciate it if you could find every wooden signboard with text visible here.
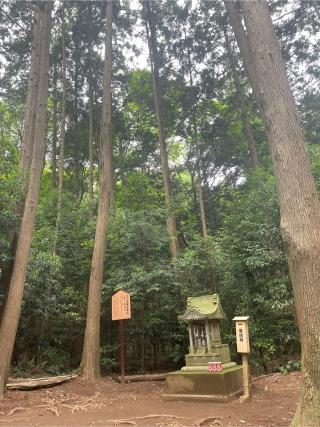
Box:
[112,290,131,385]
[112,290,131,321]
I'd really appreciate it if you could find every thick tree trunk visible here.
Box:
[228,1,320,424]
[144,0,179,258]
[53,7,66,255]
[88,76,94,208]
[81,1,113,380]
[223,25,259,169]
[224,0,262,111]
[0,5,44,321]
[0,2,52,397]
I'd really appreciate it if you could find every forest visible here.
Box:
[0,1,320,426]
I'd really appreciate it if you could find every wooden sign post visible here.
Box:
[233,316,250,401]
[112,290,131,385]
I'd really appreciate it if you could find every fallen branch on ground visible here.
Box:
[6,374,77,390]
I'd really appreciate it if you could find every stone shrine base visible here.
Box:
[163,366,243,402]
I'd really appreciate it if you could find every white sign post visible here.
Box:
[233,316,250,401]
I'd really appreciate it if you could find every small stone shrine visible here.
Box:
[164,294,243,401]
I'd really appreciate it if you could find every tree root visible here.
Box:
[46,407,59,416]
[7,407,26,416]
[196,416,223,426]
[101,415,189,426]
[91,414,223,426]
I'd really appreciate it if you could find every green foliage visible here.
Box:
[280,359,301,375]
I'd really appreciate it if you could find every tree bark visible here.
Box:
[223,23,259,169]
[0,4,44,321]
[185,45,209,238]
[196,176,208,238]
[53,6,66,255]
[224,0,262,111]
[51,64,58,187]
[0,2,52,397]
[88,75,94,209]
[81,1,113,380]
[228,1,320,424]
[73,21,81,199]
[143,0,179,258]
[19,5,42,184]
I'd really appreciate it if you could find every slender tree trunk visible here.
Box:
[227,1,320,424]
[53,7,66,255]
[143,0,179,257]
[19,6,43,183]
[81,1,113,380]
[0,2,52,397]
[196,176,208,238]
[88,76,94,209]
[186,49,208,238]
[51,64,58,187]
[223,25,259,169]
[119,138,125,187]
[73,35,82,199]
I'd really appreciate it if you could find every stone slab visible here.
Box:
[162,390,242,402]
[165,366,243,401]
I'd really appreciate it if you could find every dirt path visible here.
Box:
[0,372,300,426]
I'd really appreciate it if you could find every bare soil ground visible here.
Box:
[0,372,300,427]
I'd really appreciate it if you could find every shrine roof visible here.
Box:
[178,294,226,321]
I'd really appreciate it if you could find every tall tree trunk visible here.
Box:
[73,34,81,199]
[223,24,259,169]
[227,1,320,424]
[88,75,94,209]
[19,6,43,183]
[53,6,66,255]
[0,3,44,323]
[0,2,52,397]
[81,1,113,380]
[186,46,208,238]
[224,0,262,111]
[51,64,58,187]
[118,138,125,187]
[143,0,179,257]
[196,176,208,238]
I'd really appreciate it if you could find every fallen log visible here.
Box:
[116,373,167,383]
[6,374,77,390]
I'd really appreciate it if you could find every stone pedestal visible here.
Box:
[163,366,243,402]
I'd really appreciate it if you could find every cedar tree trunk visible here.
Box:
[0,2,52,397]
[88,75,94,208]
[144,0,179,257]
[81,1,113,380]
[227,1,320,424]
[53,6,66,254]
